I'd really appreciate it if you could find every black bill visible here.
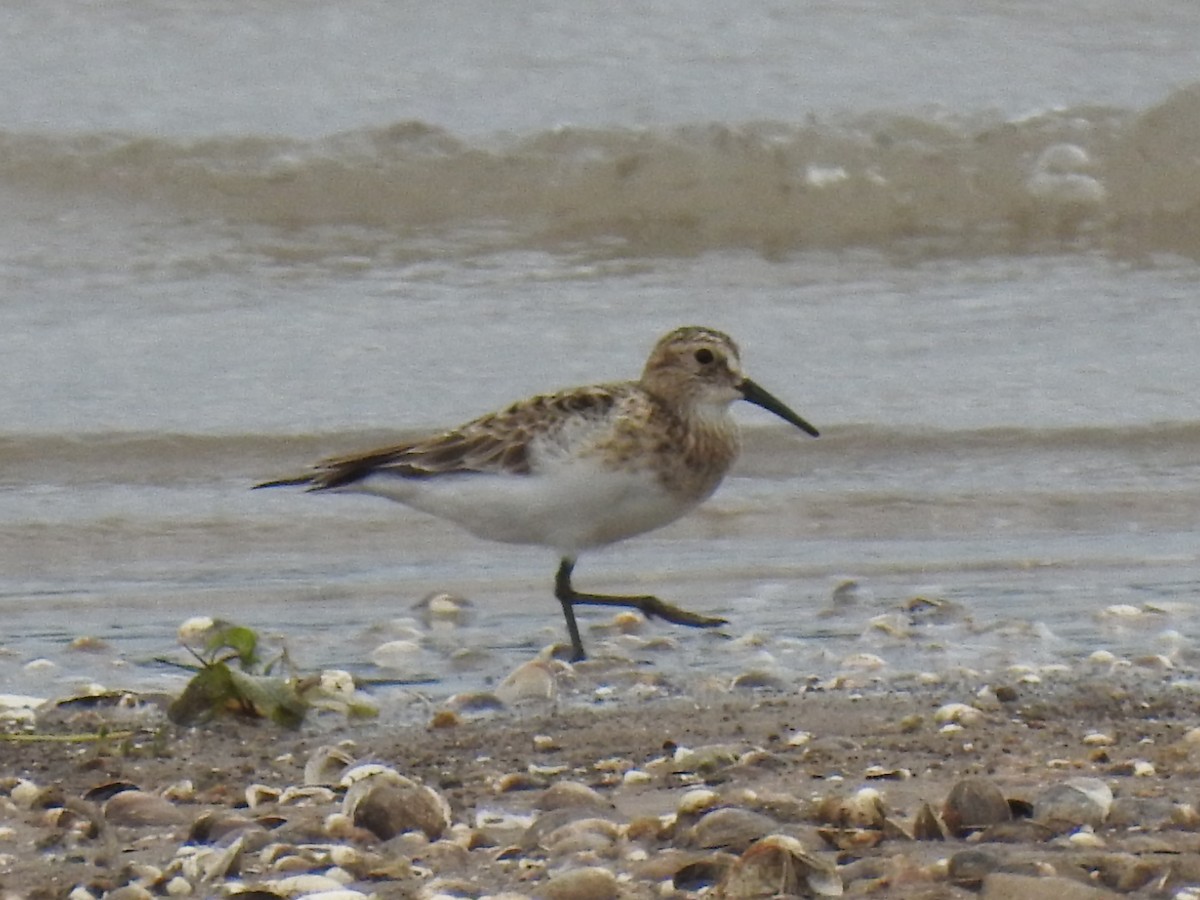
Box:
[738,378,820,437]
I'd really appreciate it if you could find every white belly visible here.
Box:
[342,461,705,555]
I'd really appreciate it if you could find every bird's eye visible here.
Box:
[694,348,715,365]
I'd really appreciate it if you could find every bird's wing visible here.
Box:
[294,385,628,490]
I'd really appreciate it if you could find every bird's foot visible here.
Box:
[633,596,728,628]
[566,590,727,629]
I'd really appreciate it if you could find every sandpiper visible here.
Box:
[256,326,818,660]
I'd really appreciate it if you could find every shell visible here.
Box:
[304,745,356,785]
[104,790,187,827]
[539,817,621,857]
[933,702,984,727]
[344,775,451,841]
[688,807,778,852]
[718,834,842,898]
[941,778,1011,837]
[678,788,722,816]
[912,801,947,841]
[495,659,564,704]
[815,788,886,829]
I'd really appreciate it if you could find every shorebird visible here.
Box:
[256,326,818,660]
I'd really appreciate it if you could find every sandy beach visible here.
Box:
[4,1,1200,897]
[4,658,1200,898]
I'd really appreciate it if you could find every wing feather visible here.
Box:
[288,385,625,491]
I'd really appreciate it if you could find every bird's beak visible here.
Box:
[738,378,820,437]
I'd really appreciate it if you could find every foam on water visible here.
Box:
[3,87,1200,258]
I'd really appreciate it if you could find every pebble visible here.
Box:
[934,702,984,726]
[981,872,1119,899]
[537,780,609,811]
[942,777,1011,837]
[347,778,451,841]
[677,788,720,816]
[536,866,618,900]
[104,790,188,827]
[8,779,42,809]
[266,873,355,894]
[12,668,1200,898]
[414,591,473,626]
[948,848,1001,886]
[538,817,620,857]
[1034,777,1113,830]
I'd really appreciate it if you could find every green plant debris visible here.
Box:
[167,619,308,728]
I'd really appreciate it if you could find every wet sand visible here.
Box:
[4,664,1200,898]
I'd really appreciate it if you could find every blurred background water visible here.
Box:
[2,0,1199,711]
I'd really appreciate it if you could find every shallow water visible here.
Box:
[1,0,1199,712]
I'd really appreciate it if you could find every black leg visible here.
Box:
[553,556,728,662]
[554,557,587,662]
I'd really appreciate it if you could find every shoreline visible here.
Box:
[4,669,1199,897]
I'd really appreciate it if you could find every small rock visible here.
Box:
[8,779,43,809]
[522,808,602,852]
[532,734,560,752]
[537,865,619,900]
[839,652,886,671]
[346,777,451,841]
[730,670,789,691]
[104,888,153,900]
[677,788,721,816]
[265,872,359,895]
[981,872,1119,899]
[673,743,743,773]
[414,590,473,626]
[948,849,1001,887]
[429,709,462,729]
[976,820,1055,843]
[188,810,264,844]
[1034,777,1113,830]
[942,777,1011,837]
[993,684,1019,703]
[104,790,187,827]
[537,781,609,811]
[934,702,984,726]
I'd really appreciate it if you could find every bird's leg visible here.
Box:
[554,558,588,662]
[554,557,728,661]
